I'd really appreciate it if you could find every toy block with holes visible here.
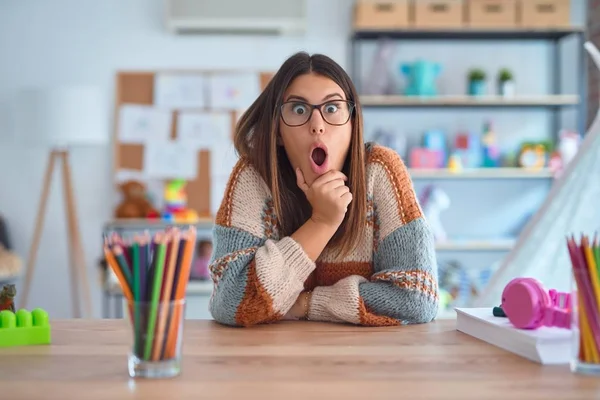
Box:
[0,308,51,347]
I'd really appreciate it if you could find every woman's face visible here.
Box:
[278,72,353,187]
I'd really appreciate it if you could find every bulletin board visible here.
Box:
[112,70,274,218]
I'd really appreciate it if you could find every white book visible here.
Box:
[455,307,573,365]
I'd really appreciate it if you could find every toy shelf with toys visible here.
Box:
[350,6,586,320]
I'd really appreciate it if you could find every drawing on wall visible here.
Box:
[208,72,261,109]
[176,111,232,149]
[154,73,206,109]
[118,104,172,144]
[143,140,198,180]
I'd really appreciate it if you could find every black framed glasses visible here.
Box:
[280,100,355,127]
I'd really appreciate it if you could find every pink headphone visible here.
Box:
[501,277,571,330]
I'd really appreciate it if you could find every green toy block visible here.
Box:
[0,308,51,347]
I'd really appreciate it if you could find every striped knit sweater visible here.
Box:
[208,143,439,327]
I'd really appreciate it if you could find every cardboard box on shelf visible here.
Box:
[413,0,464,29]
[354,0,411,30]
[466,0,517,28]
[518,0,570,28]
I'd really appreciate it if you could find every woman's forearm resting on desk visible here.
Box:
[307,217,438,325]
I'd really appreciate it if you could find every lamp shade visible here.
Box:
[13,85,108,147]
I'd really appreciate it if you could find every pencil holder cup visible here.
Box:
[127,299,186,379]
[570,283,600,375]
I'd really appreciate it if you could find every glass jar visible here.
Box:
[570,272,600,375]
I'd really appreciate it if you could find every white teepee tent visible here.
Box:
[476,41,600,307]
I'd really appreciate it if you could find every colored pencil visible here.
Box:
[144,234,167,360]
[103,226,196,362]
[132,238,141,356]
[165,227,196,358]
[567,234,600,365]
[103,244,133,302]
[112,244,133,289]
[152,230,181,361]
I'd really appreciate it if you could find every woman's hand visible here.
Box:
[284,291,312,320]
[296,168,352,230]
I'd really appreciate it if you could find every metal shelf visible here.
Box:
[409,168,554,179]
[360,95,579,108]
[352,27,585,41]
[435,239,516,252]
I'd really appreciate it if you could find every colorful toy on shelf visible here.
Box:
[401,60,441,96]
[454,132,481,168]
[557,129,581,169]
[191,240,213,280]
[548,130,580,177]
[162,179,199,223]
[481,121,500,167]
[518,142,548,170]
[409,148,440,169]
[0,284,16,312]
[0,308,51,347]
[419,185,450,242]
[423,129,447,167]
[447,152,463,172]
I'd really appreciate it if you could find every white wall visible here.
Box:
[0,0,586,318]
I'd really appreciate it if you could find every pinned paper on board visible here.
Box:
[208,73,261,110]
[143,140,198,180]
[154,73,206,109]
[177,111,232,149]
[118,104,172,144]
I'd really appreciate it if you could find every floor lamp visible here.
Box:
[14,86,108,318]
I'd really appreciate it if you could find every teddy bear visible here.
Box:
[114,180,159,219]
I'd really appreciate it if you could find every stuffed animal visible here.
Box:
[114,180,159,219]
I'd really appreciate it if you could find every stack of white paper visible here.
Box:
[455,308,573,365]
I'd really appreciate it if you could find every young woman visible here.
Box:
[208,52,439,327]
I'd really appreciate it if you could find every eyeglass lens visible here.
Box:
[281,101,352,126]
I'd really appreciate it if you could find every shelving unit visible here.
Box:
[351,27,587,137]
[360,94,579,108]
[409,167,554,179]
[435,239,515,252]
[350,26,587,318]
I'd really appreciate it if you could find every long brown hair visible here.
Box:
[234,52,367,260]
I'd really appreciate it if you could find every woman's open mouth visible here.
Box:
[309,143,329,175]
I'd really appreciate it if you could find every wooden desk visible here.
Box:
[1,319,599,399]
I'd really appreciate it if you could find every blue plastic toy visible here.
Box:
[401,60,441,96]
